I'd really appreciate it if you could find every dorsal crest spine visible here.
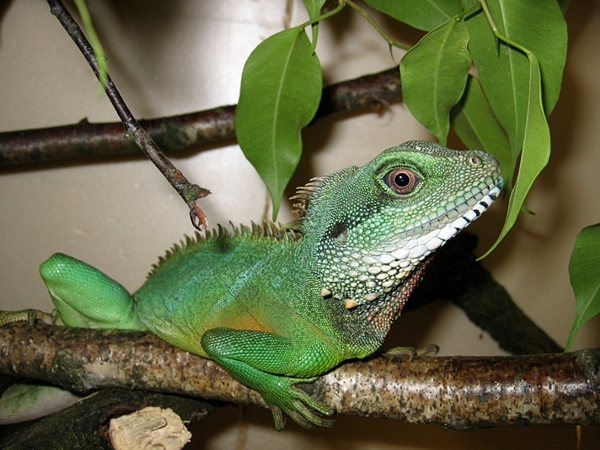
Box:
[147,220,302,278]
[290,177,326,218]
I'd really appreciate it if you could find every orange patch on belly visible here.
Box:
[204,311,276,335]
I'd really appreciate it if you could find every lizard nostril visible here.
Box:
[467,156,482,167]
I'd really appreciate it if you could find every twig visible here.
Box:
[0,321,598,428]
[46,0,210,229]
[0,69,402,167]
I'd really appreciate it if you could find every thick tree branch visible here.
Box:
[411,233,563,355]
[0,68,401,167]
[0,321,598,429]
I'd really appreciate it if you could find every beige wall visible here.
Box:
[1,1,599,448]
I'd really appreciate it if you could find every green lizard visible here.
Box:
[0,141,503,429]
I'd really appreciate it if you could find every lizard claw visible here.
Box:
[0,309,60,327]
[384,344,439,360]
[264,378,335,430]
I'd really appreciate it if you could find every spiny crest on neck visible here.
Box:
[289,163,361,220]
[289,176,326,219]
[147,220,302,278]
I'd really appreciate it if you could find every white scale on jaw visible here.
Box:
[320,181,502,309]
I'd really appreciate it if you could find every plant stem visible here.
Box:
[477,0,531,56]
[72,0,107,89]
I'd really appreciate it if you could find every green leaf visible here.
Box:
[451,74,511,174]
[487,0,567,114]
[365,0,464,31]
[466,9,529,176]
[565,223,600,351]
[400,18,471,144]
[481,53,550,257]
[236,27,322,219]
[467,0,567,163]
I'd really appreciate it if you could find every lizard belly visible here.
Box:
[132,247,293,358]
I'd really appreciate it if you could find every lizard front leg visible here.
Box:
[201,328,337,430]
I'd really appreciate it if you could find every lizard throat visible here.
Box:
[341,260,430,355]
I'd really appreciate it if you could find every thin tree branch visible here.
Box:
[0,68,402,167]
[46,0,210,229]
[0,321,598,429]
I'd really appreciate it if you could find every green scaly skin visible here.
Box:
[0,141,503,429]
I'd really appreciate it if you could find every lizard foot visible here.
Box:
[0,309,62,327]
[264,377,335,430]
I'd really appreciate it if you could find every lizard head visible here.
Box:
[295,140,504,310]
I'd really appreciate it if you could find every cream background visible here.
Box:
[1,0,599,448]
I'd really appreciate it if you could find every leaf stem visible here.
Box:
[72,0,107,90]
[300,1,346,30]
[343,0,410,52]
[461,2,484,21]
[477,0,531,57]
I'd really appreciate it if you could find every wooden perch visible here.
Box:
[0,389,217,449]
[410,233,563,356]
[0,68,401,167]
[0,321,598,429]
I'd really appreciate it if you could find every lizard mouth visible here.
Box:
[385,174,504,260]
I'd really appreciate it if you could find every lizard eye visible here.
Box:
[385,168,419,195]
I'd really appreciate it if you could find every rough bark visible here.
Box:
[0,321,597,429]
[0,389,218,450]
